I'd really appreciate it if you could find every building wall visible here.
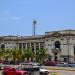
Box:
[0,30,75,62]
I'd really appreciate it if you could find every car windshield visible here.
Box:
[17,73,28,75]
[16,67,22,71]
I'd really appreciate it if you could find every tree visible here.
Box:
[0,48,4,62]
[3,49,12,62]
[11,48,22,64]
[24,48,34,62]
[36,48,48,63]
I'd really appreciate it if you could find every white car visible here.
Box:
[20,62,41,71]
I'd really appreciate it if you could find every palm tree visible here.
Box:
[11,48,22,64]
[36,48,48,63]
[3,49,12,62]
[24,48,34,62]
[0,48,4,62]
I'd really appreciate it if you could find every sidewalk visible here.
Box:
[41,66,75,71]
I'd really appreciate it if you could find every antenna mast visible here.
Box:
[32,20,36,36]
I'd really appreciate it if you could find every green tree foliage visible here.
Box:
[24,48,34,61]
[36,48,48,63]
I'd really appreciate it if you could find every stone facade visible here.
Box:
[0,29,75,62]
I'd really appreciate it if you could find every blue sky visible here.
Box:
[0,0,75,36]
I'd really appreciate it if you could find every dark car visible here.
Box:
[68,64,75,67]
[43,61,58,66]
[56,63,69,67]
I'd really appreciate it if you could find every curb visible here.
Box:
[46,67,75,71]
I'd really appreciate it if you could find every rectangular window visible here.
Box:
[19,43,22,50]
[23,43,26,49]
[27,43,30,49]
[64,58,68,62]
[31,43,34,48]
[36,42,39,49]
[40,42,44,49]
[31,43,34,52]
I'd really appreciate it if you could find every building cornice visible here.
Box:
[0,29,75,41]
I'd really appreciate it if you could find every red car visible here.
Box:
[43,61,58,66]
[2,67,29,75]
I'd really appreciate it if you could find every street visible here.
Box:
[0,65,75,75]
[24,70,75,75]
[1,70,75,75]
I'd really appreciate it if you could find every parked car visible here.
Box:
[43,61,58,66]
[56,63,69,67]
[68,64,75,67]
[20,62,41,71]
[2,67,29,75]
[56,62,75,67]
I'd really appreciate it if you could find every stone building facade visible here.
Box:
[0,29,75,63]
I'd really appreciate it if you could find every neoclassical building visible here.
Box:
[0,29,75,63]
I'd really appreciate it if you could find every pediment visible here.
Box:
[51,32,62,37]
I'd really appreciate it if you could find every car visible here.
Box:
[40,69,59,75]
[20,62,41,71]
[68,64,75,67]
[43,61,58,66]
[56,63,69,67]
[2,67,29,75]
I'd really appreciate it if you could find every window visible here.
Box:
[51,39,54,41]
[64,58,68,62]
[23,43,26,49]
[1,44,5,50]
[31,43,34,52]
[40,42,44,49]
[19,43,22,50]
[61,38,64,40]
[8,42,10,44]
[55,41,61,49]
[36,42,39,49]
[48,44,52,46]
[27,43,30,48]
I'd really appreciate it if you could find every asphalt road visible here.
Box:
[0,65,75,75]
[28,71,75,75]
[40,66,75,75]
[0,70,75,75]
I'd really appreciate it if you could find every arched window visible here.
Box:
[55,41,61,49]
[1,44,5,50]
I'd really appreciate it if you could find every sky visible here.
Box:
[0,0,75,36]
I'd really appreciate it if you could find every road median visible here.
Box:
[41,66,75,71]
